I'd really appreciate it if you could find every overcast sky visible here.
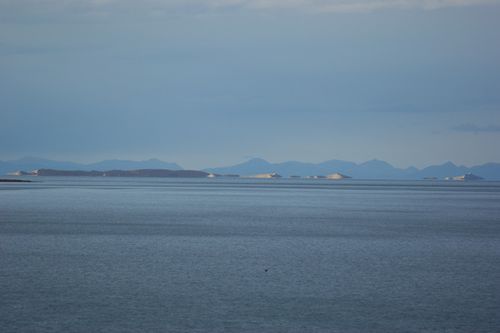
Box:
[1,0,499,169]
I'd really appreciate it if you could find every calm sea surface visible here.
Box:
[1,177,499,333]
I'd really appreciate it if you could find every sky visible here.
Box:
[1,0,499,169]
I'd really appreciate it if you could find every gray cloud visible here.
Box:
[242,0,500,12]
[1,0,500,167]
[452,123,500,134]
[0,0,498,18]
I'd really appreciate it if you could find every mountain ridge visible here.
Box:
[204,158,500,180]
[2,157,500,180]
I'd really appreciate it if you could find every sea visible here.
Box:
[1,177,499,333]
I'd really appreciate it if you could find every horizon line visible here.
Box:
[2,155,500,171]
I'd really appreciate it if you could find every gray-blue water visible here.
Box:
[1,177,500,333]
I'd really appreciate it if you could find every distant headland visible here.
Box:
[23,169,210,178]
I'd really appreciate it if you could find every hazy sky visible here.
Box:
[1,0,499,169]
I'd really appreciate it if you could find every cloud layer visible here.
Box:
[452,123,500,134]
[1,0,498,16]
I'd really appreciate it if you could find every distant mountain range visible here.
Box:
[204,158,500,180]
[2,156,500,180]
[0,157,182,176]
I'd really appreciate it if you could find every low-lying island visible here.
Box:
[0,179,32,182]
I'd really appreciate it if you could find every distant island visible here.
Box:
[247,172,282,179]
[204,158,498,180]
[0,178,32,182]
[23,169,210,178]
[3,168,488,182]
[447,173,484,181]
[2,156,500,180]
[326,173,352,180]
